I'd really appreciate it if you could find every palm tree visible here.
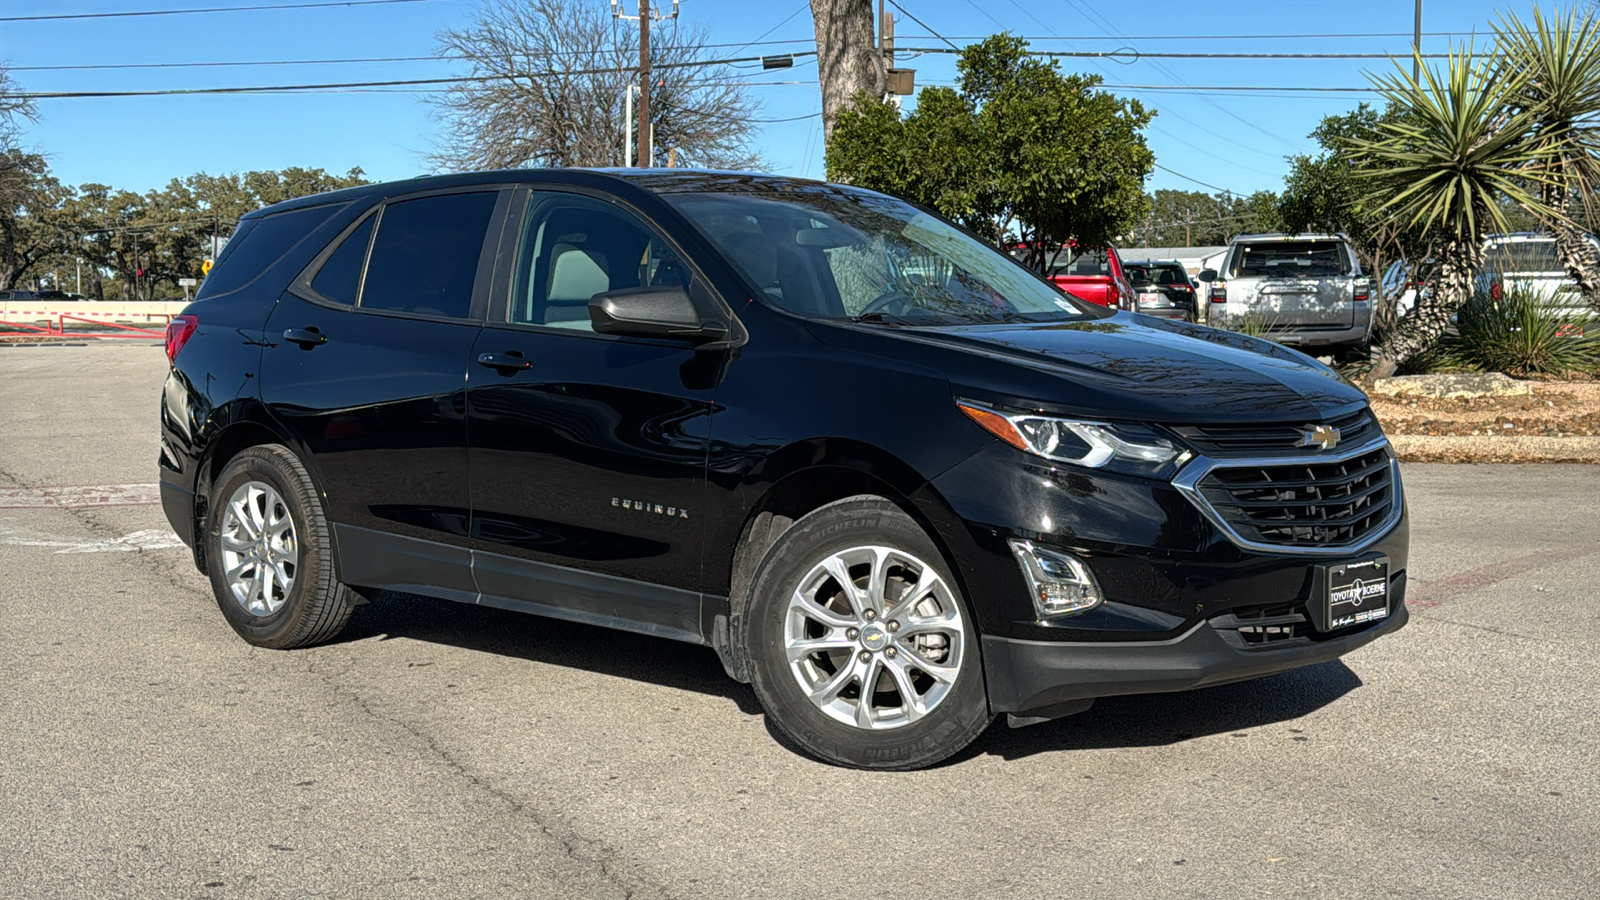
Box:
[1344,46,1565,379]
[1494,6,1600,310]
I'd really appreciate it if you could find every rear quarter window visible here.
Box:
[196,203,344,300]
[1484,241,1563,274]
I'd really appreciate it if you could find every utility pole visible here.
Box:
[613,0,679,167]
[638,0,651,167]
[879,0,893,76]
[1413,0,1422,82]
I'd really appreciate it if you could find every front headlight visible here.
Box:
[957,399,1191,478]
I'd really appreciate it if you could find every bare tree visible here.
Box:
[810,0,884,141]
[430,0,762,171]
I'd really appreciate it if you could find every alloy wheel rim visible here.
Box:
[783,545,965,731]
[218,480,298,617]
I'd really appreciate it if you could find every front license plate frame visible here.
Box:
[1317,557,1391,632]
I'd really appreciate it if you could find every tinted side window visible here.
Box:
[511,194,687,330]
[361,192,497,319]
[309,214,375,307]
[196,203,341,299]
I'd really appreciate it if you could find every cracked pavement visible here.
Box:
[2,341,1597,899]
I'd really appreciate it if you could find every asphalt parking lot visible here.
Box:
[2,340,1596,899]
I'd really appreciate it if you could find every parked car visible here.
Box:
[160,170,1408,770]
[1121,258,1198,322]
[1477,232,1598,326]
[0,290,39,301]
[35,290,80,302]
[1011,243,1136,309]
[1200,233,1373,351]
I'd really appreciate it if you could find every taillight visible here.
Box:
[1209,282,1227,303]
[166,315,199,362]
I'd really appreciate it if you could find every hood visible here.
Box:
[812,313,1367,424]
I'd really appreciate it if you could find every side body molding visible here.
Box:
[333,524,711,645]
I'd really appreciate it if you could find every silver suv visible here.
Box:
[1200,233,1371,351]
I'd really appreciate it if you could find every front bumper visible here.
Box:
[984,600,1408,714]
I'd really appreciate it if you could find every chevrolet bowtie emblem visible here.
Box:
[1298,424,1341,451]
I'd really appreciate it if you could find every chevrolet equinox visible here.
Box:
[159,170,1408,769]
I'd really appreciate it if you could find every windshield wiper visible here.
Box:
[853,312,917,326]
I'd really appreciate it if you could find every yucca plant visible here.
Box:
[1343,46,1566,379]
[1494,6,1600,311]
[1217,309,1279,342]
[1442,286,1600,377]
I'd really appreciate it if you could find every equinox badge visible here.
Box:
[613,498,689,519]
[1298,424,1341,451]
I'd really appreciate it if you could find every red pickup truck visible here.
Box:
[1010,244,1136,309]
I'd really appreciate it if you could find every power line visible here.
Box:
[890,31,1481,42]
[887,0,960,52]
[1153,164,1239,195]
[8,39,820,73]
[899,47,1452,60]
[0,51,821,100]
[0,0,440,23]
[719,2,810,58]
[1112,84,1374,93]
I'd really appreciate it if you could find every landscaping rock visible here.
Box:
[1370,373,1533,400]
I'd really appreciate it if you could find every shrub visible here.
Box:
[1441,287,1600,377]
[1217,309,1279,341]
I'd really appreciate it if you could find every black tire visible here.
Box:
[205,444,356,649]
[743,497,992,769]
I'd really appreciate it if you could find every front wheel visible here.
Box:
[743,497,992,769]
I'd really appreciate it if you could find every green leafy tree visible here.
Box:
[1344,47,1565,379]
[827,35,1154,270]
[1494,5,1600,309]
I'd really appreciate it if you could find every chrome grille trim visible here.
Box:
[1172,435,1404,557]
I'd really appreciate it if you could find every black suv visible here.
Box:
[159,170,1407,769]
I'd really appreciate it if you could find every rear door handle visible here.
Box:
[477,351,531,373]
[283,327,327,348]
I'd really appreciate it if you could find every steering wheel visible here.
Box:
[859,289,917,317]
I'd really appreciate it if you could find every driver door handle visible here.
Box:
[283,327,327,348]
[477,351,531,373]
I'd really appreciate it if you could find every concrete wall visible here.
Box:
[0,301,190,325]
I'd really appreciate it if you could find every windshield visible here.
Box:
[1228,240,1350,278]
[664,190,1105,326]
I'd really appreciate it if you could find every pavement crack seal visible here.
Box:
[301,654,674,900]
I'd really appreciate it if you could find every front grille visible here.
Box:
[1172,409,1379,455]
[1211,603,1310,650]
[1195,447,1395,548]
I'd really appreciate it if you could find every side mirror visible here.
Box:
[1198,269,1219,282]
[589,286,727,342]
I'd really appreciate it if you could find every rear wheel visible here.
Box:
[205,445,356,649]
[743,497,991,769]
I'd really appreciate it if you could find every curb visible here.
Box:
[1390,434,1600,464]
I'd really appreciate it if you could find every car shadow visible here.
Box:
[337,591,1362,763]
[955,660,1364,764]
[336,590,764,716]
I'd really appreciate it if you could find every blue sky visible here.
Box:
[1,0,1555,197]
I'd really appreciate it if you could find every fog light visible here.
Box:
[1008,539,1103,617]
